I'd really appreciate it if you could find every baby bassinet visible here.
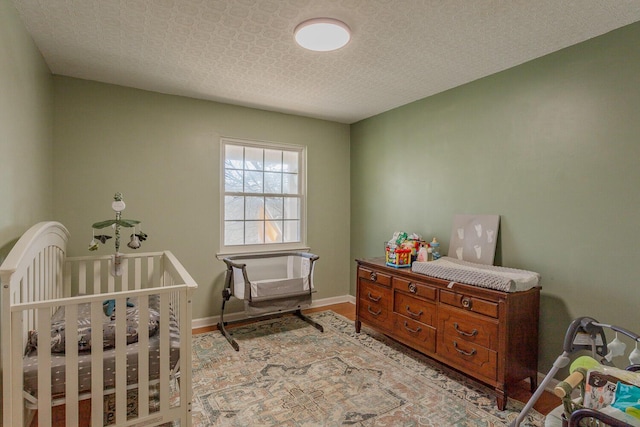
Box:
[217,252,323,350]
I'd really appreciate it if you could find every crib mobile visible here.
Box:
[511,317,640,427]
[88,192,148,277]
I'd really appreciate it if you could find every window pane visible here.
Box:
[283,151,298,173]
[225,144,244,169]
[245,196,264,220]
[244,147,263,171]
[283,220,300,242]
[265,220,283,243]
[224,221,244,245]
[283,173,298,194]
[264,172,282,194]
[245,221,263,244]
[225,196,244,220]
[284,197,299,219]
[244,171,263,193]
[265,197,283,219]
[222,139,304,250]
[264,149,282,171]
[225,169,244,192]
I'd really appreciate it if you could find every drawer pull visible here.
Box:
[367,292,382,302]
[453,341,477,356]
[405,306,423,317]
[408,282,417,293]
[370,272,378,282]
[461,297,472,309]
[453,322,478,337]
[367,305,382,316]
[403,321,422,334]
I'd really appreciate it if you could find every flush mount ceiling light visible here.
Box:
[294,18,351,52]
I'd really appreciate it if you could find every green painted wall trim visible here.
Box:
[351,22,640,372]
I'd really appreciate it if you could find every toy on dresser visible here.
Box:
[385,231,430,267]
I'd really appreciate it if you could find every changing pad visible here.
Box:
[411,256,540,292]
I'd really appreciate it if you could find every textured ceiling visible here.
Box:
[10,0,640,124]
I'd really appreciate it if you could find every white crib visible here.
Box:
[1,221,198,427]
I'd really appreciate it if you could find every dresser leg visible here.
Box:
[496,390,507,411]
[529,374,538,392]
[355,319,361,333]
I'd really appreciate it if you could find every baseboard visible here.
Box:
[539,371,563,395]
[192,294,356,330]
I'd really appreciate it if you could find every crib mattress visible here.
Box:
[22,314,180,400]
[411,256,540,292]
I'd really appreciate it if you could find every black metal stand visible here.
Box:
[217,287,324,352]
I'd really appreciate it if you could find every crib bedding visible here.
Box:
[411,256,540,292]
[22,299,180,399]
[25,296,161,354]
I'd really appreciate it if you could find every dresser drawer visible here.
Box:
[438,306,499,350]
[358,281,392,326]
[437,334,497,381]
[394,291,436,326]
[392,277,437,301]
[393,314,436,354]
[358,267,391,287]
[440,289,498,319]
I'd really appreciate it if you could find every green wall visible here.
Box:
[351,22,640,372]
[0,0,53,254]
[52,77,351,322]
[0,0,53,419]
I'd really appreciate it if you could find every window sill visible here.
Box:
[216,246,311,260]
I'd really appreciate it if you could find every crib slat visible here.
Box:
[36,254,42,302]
[115,297,127,425]
[135,257,142,289]
[181,287,193,426]
[137,296,150,418]
[90,301,104,427]
[79,261,87,294]
[64,260,72,298]
[147,256,155,289]
[108,267,115,293]
[121,257,129,291]
[37,307,53,427]
[11,310,26,427]
[65,303,79,427]
[93,260,101,295]
[159,292,170,410]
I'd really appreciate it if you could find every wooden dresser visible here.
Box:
[355,257,540,410]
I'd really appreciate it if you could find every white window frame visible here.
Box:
[218,137,308,256]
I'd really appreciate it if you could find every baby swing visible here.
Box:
[511,317,640,427]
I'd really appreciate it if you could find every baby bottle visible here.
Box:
[430,238,441,260]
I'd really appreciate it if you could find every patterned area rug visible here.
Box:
[191,311,544,426]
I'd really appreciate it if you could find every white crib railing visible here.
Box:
[2,222,197,427]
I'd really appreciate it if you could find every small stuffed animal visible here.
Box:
[103,298,135,316]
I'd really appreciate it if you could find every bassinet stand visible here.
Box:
[217,252,324,351]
